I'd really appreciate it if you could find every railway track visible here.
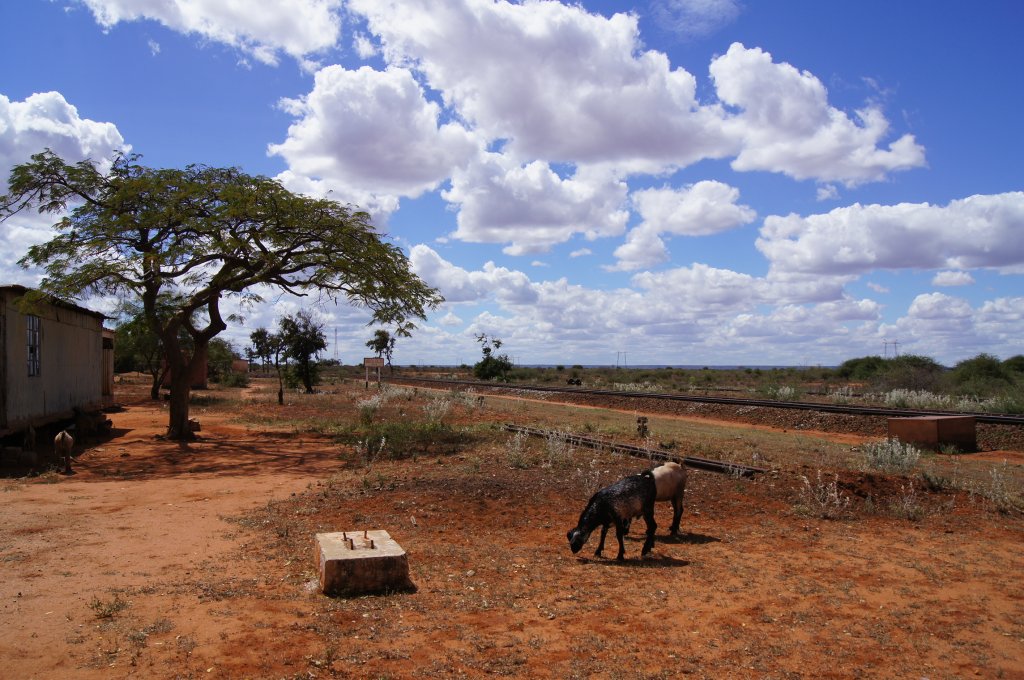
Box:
[503,424,767,477]
[387,376,1024,426]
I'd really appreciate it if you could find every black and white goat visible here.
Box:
[624,461,688,537]
[566,470,657,561]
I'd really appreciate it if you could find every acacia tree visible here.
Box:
[279,310,326,393]
[473,333,512,381]
[1,150,442,439]
[249,327,274,371]
[366,329,396,373]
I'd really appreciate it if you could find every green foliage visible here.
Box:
[249,328,274,370]
[834,354,945,392]
[339,421,472,460]
[279,310,327,393]
[207,338,238,382]
[366,329,396,370]
[219,371,250,388]
[112,295,193,399]
[945,353,1013,396]
[878,355,945,390]
[1003,355,1024,374]
[472,334,513,381]
[836,355,885,380]
[835,354,944,391]
[282,365,302,390]
[1,150,442,438]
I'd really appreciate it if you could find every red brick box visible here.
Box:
[887,416,977,452]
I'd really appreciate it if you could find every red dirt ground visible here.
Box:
[1,387,1022,679]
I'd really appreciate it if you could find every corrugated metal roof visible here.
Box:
[0,284,107,319]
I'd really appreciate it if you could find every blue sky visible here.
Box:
[1,0,1022,367]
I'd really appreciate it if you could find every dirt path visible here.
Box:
[1,401,340,678]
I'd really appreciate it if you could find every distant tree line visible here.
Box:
[836,353,1024,396]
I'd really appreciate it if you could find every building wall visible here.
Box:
[1,289,105,431]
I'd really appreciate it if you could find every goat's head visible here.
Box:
[566,527,590,554]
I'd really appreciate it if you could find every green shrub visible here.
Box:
[473,354,513,381]
[1003,355,1024,374]
[341,422,473,460]
[870,355,945,392]
[837,355,886,380]
[944,353,1013,397]
[217,371,250,388]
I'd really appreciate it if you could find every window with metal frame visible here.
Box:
[27,314,41,377]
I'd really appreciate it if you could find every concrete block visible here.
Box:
[316,530,412,596]
[887,416,977,452]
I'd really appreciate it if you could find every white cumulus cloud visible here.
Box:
[932,270,975,287]
[348,0,734,170]
[79,0,344,67]
[757,192,1024,277]
[710,43,926,185]
[269,65,479,217]
[611,180,756,270]
[0,91,128,285]
[442,155,629,255]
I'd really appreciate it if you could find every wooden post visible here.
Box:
[363,357,384,389]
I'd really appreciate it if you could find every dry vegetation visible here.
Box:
[1,376,1022,678]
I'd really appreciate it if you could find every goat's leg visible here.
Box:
[670,496,683,536]
[594,523,609,557]
[641,508,657,556]
[614,519,627,561]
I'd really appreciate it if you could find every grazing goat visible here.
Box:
[653,461,688,536]
[623,461,688,536]
[54,430,74,474]
[567,470,657,561]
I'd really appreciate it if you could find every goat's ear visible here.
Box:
[566,530,573,540]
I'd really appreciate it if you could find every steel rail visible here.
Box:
[387,376,1024,426]
[503,424,767,477]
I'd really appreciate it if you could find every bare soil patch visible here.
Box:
[1,380,1022,679]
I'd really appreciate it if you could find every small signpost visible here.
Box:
[363,357,384,388]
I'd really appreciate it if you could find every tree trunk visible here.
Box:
[300,359,314,393]
[274,361,284,405]
[150,365,168,400]
[165,343,207,440]
[167,371,193,439]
